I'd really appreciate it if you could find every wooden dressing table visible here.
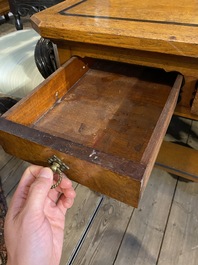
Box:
[31,0,198,116]
[0,0,197,207]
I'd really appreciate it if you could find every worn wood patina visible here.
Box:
[0,57,182,207]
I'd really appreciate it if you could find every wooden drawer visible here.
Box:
[0,57,183,207]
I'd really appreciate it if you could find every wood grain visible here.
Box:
[60,186,102,265]
[72,196,133,265]
[0,118,143,207]
[0,158,29,197]
[141,74,183,191]
[0,146,12,169]
[0,146,30,205]
[30,0,198,116]
[3,57,91,125]
[0,118,197,265]
[158,180,198,265]
[114,168,177,265]
[31,0,198,58]
[56,43,198,118]
[55,41,198,78]
[0,59,181,207]
[156,141,198,182]
[0,0,9,15]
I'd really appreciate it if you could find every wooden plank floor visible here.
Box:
[1,14,198,265]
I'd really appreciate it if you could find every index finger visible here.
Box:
[8,165,44,217]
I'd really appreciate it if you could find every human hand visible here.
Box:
[5,165,76,265]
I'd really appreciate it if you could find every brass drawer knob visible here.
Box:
[48,155,69,189]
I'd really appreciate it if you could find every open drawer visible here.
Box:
[0,57,183,207]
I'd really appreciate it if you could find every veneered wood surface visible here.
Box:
[0,119,142,207]
[156,141,198,182]
[0,0,9,15]
[3,57,91,125]
[31,0,198,116]
[33,60,180,163]
[56,41,198,78]
[31,0,198,58]
[56,43,198,120]
[0,58,182,207]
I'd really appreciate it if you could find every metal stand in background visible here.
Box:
[8,0,64,30]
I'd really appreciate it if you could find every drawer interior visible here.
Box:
[34,61,174,162]
[0,57,183,207]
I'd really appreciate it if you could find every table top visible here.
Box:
[31,0,198,57]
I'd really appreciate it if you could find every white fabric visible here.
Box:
[0,29,44,98]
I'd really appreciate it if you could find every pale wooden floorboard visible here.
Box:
[157,119,198,265]
[0,146,12,169]
[114,169,177,265]
[157,179,198,265]
[1,157,29,197]
[72,196,134,265]
[0,146,30,204]
[60,186,103,265]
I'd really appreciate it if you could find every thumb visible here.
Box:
[26,167,53,212]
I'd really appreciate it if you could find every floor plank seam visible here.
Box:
[67,195,104,265]
[156,176,179,264]
[0,157,13,171]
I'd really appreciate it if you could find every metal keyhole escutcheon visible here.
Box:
[48,155,69,189]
